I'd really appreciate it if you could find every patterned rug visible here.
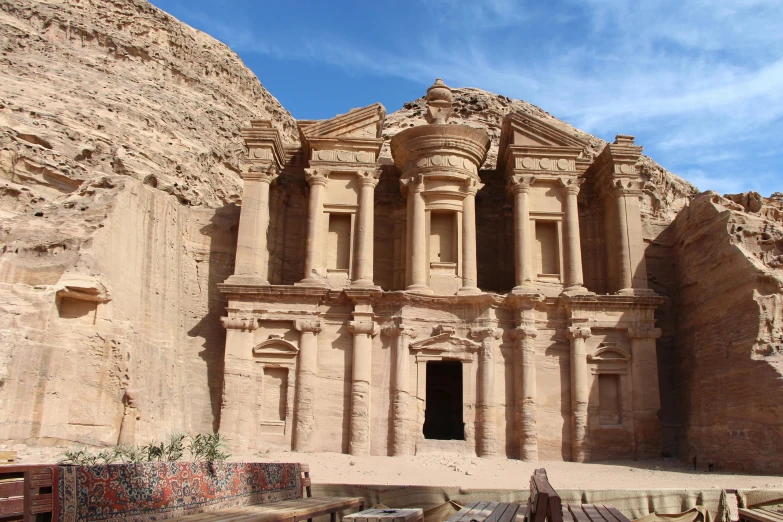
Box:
[58,461,301,522]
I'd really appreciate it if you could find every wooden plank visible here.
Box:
[0,479,24,498]
[472,502,501,522]
[299,464,310,473]
[603,506,631,522]
[569,505,591,522]
[594,506,622,522]
[582,505,608,522]
[29,493,53,514]
[497,504,521,522]
[561,506,574,522]
[450,501,487,522]
[0,496,23,516]
[484,502,516,522]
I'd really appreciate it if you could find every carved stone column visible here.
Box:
[407,175,432,294]
[459,180,482,294]
[347,318,378,455]
[353,169,380,287]
[470,326,502,457]
[567,324,591,462]
[300,169,328,285]
[218,316,258,450]
[560,178,587,292]
[513,324,538,460]
[293,318,322,451]
[511,177,535,291]
[627,326,662,459]
[383,322,418,456]
[232,165,278,283]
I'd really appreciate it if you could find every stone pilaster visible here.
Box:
[510,176,535,292]
[627,326,663,458]
[560,178,587,293]
[382,322,418,456]
[352,169,381,287]
[567,323,591,462]
[293,318,322,451]
[513,323,538,460]
[470,326,502,457]
[347,316,378,456]
[218,316,259,451]
[299,169,329,286]
[459,179,483,294]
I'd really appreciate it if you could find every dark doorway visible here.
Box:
[423,360,464,440]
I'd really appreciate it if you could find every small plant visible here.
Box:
[188,433,230,462]
[95,447,122,464]
[142,431,186,462]
[116,444,145,463]
[60,448,98,466]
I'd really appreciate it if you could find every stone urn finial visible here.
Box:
[425,78,453,124]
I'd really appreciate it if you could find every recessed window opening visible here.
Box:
[327,213,351,270]
[598,373,622,425]
[262,367,288,422]
[430,212,456,263]
[535,220,559,276]
[423,360,464,440]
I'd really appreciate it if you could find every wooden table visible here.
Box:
[562,503,631,522]
[345,508,424,522]
[446,501,524,522]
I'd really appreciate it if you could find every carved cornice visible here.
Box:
[241,120,285,169]
[585,135,644,201]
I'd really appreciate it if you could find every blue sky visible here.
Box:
[150,0,783,196]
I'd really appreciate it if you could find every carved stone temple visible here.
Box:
[218,80,664,461]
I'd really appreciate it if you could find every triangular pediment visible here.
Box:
[500,111,587,151]
[410,329,480,353]
[299,103,386,140]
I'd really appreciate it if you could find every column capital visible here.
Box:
[305,168,329,187]
[612,178,644,196]
[463,177,485,196]
[512,325,538,340]
[626,326,662,340]
[243,164,279,183]
[294,318,322,333]
[382,322,419,339]
[349,320,379,337]
[357,168,381,187]
[558,177,584,196]
[220,317,258,331]
[508,175,535,194]
[567,325,592,340]
[470,326,503,341]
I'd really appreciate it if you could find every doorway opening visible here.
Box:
[423,360,464,440]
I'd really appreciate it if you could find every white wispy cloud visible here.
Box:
[169,0,783,194]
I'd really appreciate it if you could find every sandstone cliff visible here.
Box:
[0,0,295,446]
[667,192,783,471]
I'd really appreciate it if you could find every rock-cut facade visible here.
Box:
[218,80,664,460]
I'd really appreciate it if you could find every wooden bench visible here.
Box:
[739,508,783,522]
[171,463,364,522]
[525,468,631,522]
[0,464,58,522]
[446,501,524,522]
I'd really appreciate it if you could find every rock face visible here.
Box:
[0,0,780,471]
[0,0,295,445]
[667,192,783,471]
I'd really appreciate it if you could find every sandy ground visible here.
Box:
[8,443,782,490]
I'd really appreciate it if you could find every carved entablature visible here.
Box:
[584,134,644,201]
[221,316,258,331]
[299,103,385,171]
[241,120,285,175]
[498,112,590,184]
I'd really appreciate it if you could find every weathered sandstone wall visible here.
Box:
[669,192,783,471]
[0,0,295,445]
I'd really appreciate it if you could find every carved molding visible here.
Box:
[515,156,576,172]
[312,149,376,163]
[567,325,592,340]
[304,168,329,187]
[349,320,379,337]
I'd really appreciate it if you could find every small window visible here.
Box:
[598,374,622,425]
[327,213,351,270]
[535,221,559,276]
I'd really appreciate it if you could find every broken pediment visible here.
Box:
[299,103,386,140]
[588,343,631,363]
[409,326,481,356]
[500,111,587,150]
